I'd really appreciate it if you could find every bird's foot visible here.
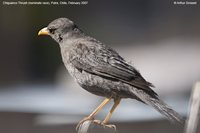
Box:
[102,123,116,131]
[76,118,116,131]
[93,120,116,131]
[93,119,101,124]
[76,116,94,130]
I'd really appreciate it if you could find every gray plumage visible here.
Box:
[44,18,184,124]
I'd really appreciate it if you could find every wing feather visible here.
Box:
[69,42,157,96]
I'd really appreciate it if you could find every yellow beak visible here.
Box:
[38,27,50,36]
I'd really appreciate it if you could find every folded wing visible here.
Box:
[69,42,157,97]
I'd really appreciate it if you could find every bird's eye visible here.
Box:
[48,28,56,34]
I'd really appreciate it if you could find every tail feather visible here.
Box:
[130,88,185,124]
[147,96,184,124]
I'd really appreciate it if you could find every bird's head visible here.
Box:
[38,18,76,43]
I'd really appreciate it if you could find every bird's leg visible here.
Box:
[76,97,111,130]
[101,98,121,130]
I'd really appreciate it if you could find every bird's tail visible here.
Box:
[130,88,185,124]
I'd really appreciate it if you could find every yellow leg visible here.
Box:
[102,98,121,124]
[76,97,112,130]
[89,97,112,118]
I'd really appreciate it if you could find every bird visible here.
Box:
[38,18,184,130]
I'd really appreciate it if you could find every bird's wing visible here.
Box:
[69,42,157,96]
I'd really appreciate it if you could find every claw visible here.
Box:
[98,121,117,131]
[76,118,117,131]
[93,119,101,124]
[104,124,116,131]
[76,117,94,131]
[94,120,117,131]
[101,123,116,131]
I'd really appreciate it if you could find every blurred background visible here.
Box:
[0,0,200,133]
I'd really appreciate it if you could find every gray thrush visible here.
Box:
[38,18,184,130]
